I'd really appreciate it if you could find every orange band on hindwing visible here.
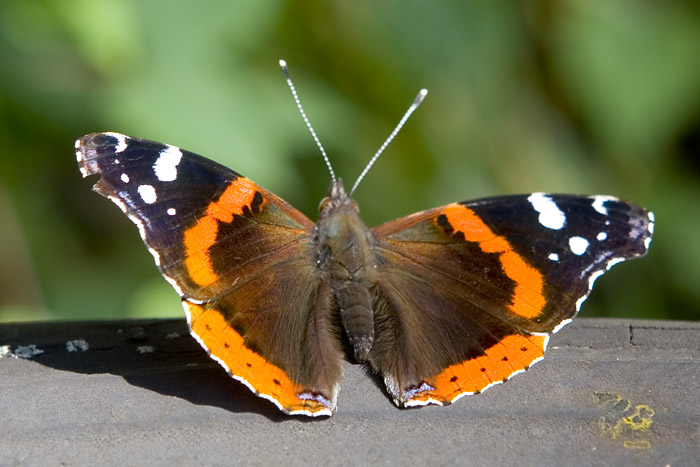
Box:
[442,204,545,319]
[408,334,547,405]
[184,301,332,415]
[183,178,262,287]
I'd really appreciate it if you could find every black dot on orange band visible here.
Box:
[246,362,252,368]
[273,379,281,386]
[521,347,528,351]
[450,375,458,383]
[251,191,263,213]
[501,356,509,361]
[480,368,486,372]
[205,324,211,331]
[224,342,230,348]
[436,214,453,234]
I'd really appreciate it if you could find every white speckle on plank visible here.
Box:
[137,346,155,354]
[528,193,566,230]
[66,339,89,352]
[0,345,13,358]
[165,332,180,339]
[13,344,45,359]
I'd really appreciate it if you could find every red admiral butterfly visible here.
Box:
[76,62,653,417]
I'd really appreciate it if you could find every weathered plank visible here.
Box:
[1,318,698,466]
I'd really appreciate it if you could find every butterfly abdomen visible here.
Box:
[315,181,377,363]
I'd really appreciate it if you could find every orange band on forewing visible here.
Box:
[183,178,262,287]
[409,334,547,405]
[443,204,545,319]
[184,217,219,286]
[212,178,259,219]
[185,301,331,415]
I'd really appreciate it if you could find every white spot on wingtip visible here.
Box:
[153,145,183,182]
[120,173,130,183]
[596,232,608,241]
[105,132,128,153]
[75,145,85,163]
[591,195,616,215]
[138,184,157,204]
[548,253,559,262]
[167,207,176,216]
[528,193,566,230]
[569,236,589,255]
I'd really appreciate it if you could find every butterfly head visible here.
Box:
[319,179,359,218]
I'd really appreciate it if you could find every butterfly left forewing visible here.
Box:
[369,193,653,407]
[77,132,314,300]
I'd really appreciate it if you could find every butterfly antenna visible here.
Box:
[279,59,337,183]
[350,88,428,196]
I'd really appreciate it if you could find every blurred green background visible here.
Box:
[1,0,698,323]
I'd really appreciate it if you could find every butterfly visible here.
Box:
[75,62,653,417]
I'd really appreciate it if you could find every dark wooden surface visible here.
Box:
[1,318,698,466]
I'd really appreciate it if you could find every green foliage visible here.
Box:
[0,0,697,322]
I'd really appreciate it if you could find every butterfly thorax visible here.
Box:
[315,179,377,363]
